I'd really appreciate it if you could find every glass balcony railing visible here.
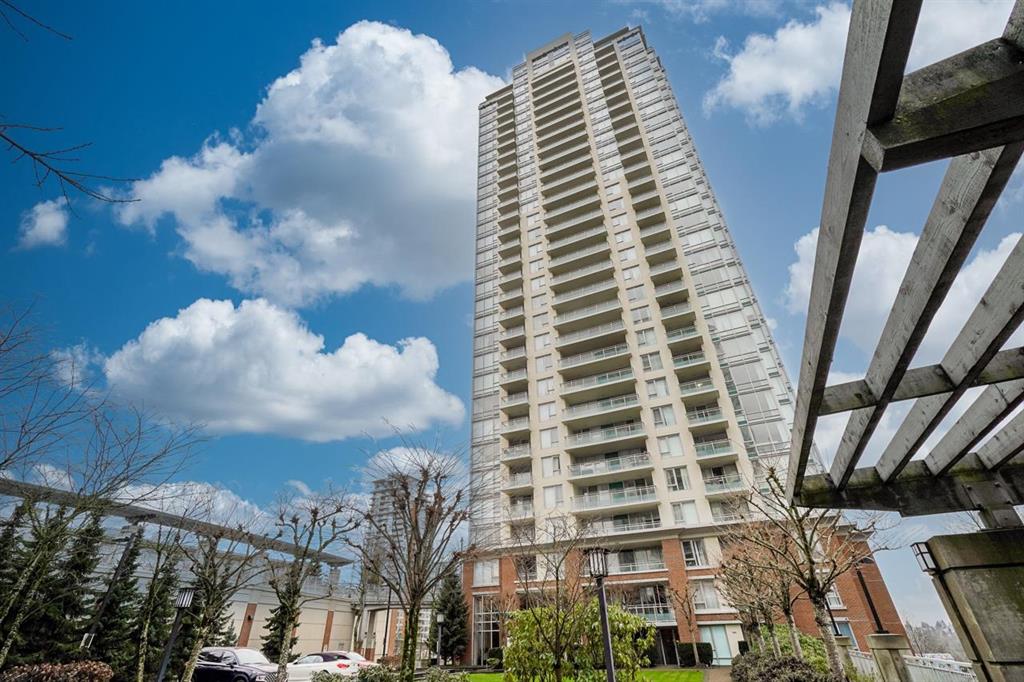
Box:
[568,421,644,446]
[561,368,633,394]
[703,474,745,494]
[548,225,606,252]
[504,472,533,488]
[654,281,686,296]
[501,417,530,432]
[687,407,724,424]
[672,351,706,368]
[694,439,733,458]
[621,605,675,623]
[665,325,700,343]
[610,560,666,574]
[564,393,639,419]
[502,346,527,361]
[554,298,620,325]
[508,504,534,519]
[500,306,525,321]
[553,279,618,305]
[648,260,682,277]
[501,325,525,339]
[549,241,610,269]
[503,391,529,405]
[502,445,531,460]
[660,302,693,318]
[502,369,528,383]
[679,378,716,396]
[556,320,626,347]
[586,513,661,535]
[573,485,656,510]
[559,342,630,369]
[550,260,615,286]
[568,451,651,478]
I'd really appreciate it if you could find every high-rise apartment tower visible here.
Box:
[465,27,903,665]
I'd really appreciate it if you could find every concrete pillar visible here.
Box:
[923,528,1024,682]
[834,635,854,673]
[867,633,912,682]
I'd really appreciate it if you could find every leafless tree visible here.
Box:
[0,305,98,476]
[506,516,596,682]
[345,435,473,682]
[0,408,199,668]
[736,467,895,681]
[264,487,357,680]
[719,520,805,659]
[665,579,706,666]
[716,544,781,657]
[2,2,137,204]
[177,501,268,682]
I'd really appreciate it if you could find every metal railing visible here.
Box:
[561,368,634,393]
[703,474,745,493]
[610,559,666,574]
[504,472,533,488]
[501,417,530,431]
[568,421,644,446]
[673,351,706,367]
[569,451,651,478]
[502,445,531,460]
[554,298,620,325]
[587,515,661,535]
[694,439,733,458]
[904,655,977,682]
[679,377,716,395]
[660,302,693,319]
[550,260,615,286]
[666,325,699,342]
[620,604,675,623]
[564,393,639,418]
[573,485,656,510]
[559,342,629,369]
[688,407,724,424]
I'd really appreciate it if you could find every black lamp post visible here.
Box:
[587,548,616,682]
[435,612,445,667]
[854,557,887,634]
[155,586,195,682]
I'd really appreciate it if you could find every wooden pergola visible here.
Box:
[786,0,1024,527]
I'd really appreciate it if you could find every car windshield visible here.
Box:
[345,652,367,662]
[235,650,271,665]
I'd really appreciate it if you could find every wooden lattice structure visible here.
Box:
[787,0,1024,526]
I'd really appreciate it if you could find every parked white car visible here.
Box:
[286,651,361,680]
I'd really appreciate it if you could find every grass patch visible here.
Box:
[467,671,703,682]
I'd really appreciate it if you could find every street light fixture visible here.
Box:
[155,586,195,682]
[587,548,616,682]
[435,613,445,667]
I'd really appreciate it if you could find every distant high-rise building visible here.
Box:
[465,27,903,665]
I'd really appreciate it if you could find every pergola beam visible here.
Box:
[976,408,1024,469]
[829,144,1022,488]
[786,0,922,499]
[926,379,1024,475]
[865,40,1024,171]
[875,238,1024,481]
[0,478,352,566]
[798,456,1024,515]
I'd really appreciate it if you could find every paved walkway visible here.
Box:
[703,667,731,682]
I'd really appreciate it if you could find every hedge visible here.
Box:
[676,641,714,667]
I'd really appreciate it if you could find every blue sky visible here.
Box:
[3,0,1021,624]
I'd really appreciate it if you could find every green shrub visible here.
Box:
[771,624,830,675]
[676,642,713,667]
[356,665,398,682]
[0,661,114,682]
[484,646,503,670]
[422,668,469,682]
[730,652,828,682]
[312,672,350,682]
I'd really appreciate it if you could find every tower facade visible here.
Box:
[466,27,902,665]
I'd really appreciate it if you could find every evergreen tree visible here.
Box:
[14,514,104,664]
[260,592,299,664]
[426,568,470,665]
[167,585,236,675]
[90,532,143,682]
[134,550,180,681]
[0,500,31,595]
[207,598,237,647]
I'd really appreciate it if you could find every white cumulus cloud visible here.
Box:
[17,198,69,249]
[100,298,464,442]
[785,226,1022,367]
[116,21,505,307]
[704,0,1015,124]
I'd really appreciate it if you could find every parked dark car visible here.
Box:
[194,647,278,682]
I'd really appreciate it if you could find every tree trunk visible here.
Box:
[399,603,421,682]
[135,612,151,682]
[691,641,700,667]
[811,596,845,682]
[785,608,803,660]
[757,622,771,656]
[0,550,42,626]
[276,609,296,682]
[181,623,211,682]
[0,566,47,669]
[768,623,782,658]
